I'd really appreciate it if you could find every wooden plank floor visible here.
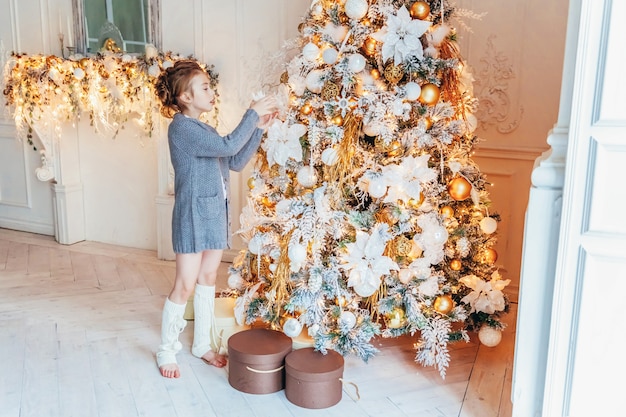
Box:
[0,228,515,417]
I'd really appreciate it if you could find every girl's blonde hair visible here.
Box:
[155,60,205,118]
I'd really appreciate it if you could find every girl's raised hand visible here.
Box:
[250,96,278,117]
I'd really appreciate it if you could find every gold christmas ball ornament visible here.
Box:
[362,37,378,56]
[300,103,313,115]
[332,114,344,126]
[261,196,275,208]
[79,57,90,69]
[448,177,472,201]
[395,235,413,257]
[371,68,381,79]
[478,325,502,347]
[419,83,441,105]
[407,193,425,209]
[483,248,498,264]
[440,205,455,218]
[410,1,431,20]
[450,259,462,271]
[321,81,340,101]
[385,307,407,329]
[387,140,404,157]
[384,63,405,84]
[247,177,256,189]
[280,71,289,84]
[434,294,454,315]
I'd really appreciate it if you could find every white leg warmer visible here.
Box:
[191,284,221,358]
[156,298,187,368]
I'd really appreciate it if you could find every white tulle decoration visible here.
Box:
[345,0,369,20]
[283,317,303,337]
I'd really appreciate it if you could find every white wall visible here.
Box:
[457,0,569,295]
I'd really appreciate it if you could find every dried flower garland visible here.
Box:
[2,48,219,149]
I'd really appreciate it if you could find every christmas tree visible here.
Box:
[228,0,510,377]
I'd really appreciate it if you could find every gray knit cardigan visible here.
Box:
[168,109,262,253]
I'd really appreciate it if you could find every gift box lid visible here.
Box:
[285,347,344,382]
[228,328,292,365]
[215,297,237,326]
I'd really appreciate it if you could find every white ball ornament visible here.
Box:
[321,147,339,166]
[345,0,369,20]
[311,3,324,20]
[405,82,422,101]
[227,272,244,290]
[478,325,502,347]
[431,226,449,245]
[363,123,381,137]
[73,67,85,80]
[275,199,292,213]
[248,235,262,255]
[480,217,498,234]
[283,317,303,337]
[340,311,357,329]
[297,165,318,187]
[367,177,387,199]
[322,47,339,64]
[348,53,366,73]
[302,42,320,61]
[288,243,307,265]
[305,70,325,94]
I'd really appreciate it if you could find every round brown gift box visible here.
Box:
[227,328,293,394]
[285,347,345,409]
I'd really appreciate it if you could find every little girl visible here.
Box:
[154,60,276,378]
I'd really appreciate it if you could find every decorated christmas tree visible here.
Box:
[228,0,510,377]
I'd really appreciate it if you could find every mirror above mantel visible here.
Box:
[70,0,161,55]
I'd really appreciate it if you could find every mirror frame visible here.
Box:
[71,0,161,54]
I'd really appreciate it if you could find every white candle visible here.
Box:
[66,17,73,46]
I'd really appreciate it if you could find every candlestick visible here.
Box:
[66,17,74,47]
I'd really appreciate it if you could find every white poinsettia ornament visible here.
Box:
[262,120,306,167]
[459,271,511,314]
[381,154,437,204]
[339,223,399,297]
[372,5,432,65]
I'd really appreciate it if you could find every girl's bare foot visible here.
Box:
[201,350,227,368]
[160,363,181,378]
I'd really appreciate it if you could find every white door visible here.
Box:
[544,0,626,415]
[0,118,54,236]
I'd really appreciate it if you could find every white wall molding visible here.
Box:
[473,34,524,134]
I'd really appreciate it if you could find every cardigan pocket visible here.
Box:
[197,196,221,219]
